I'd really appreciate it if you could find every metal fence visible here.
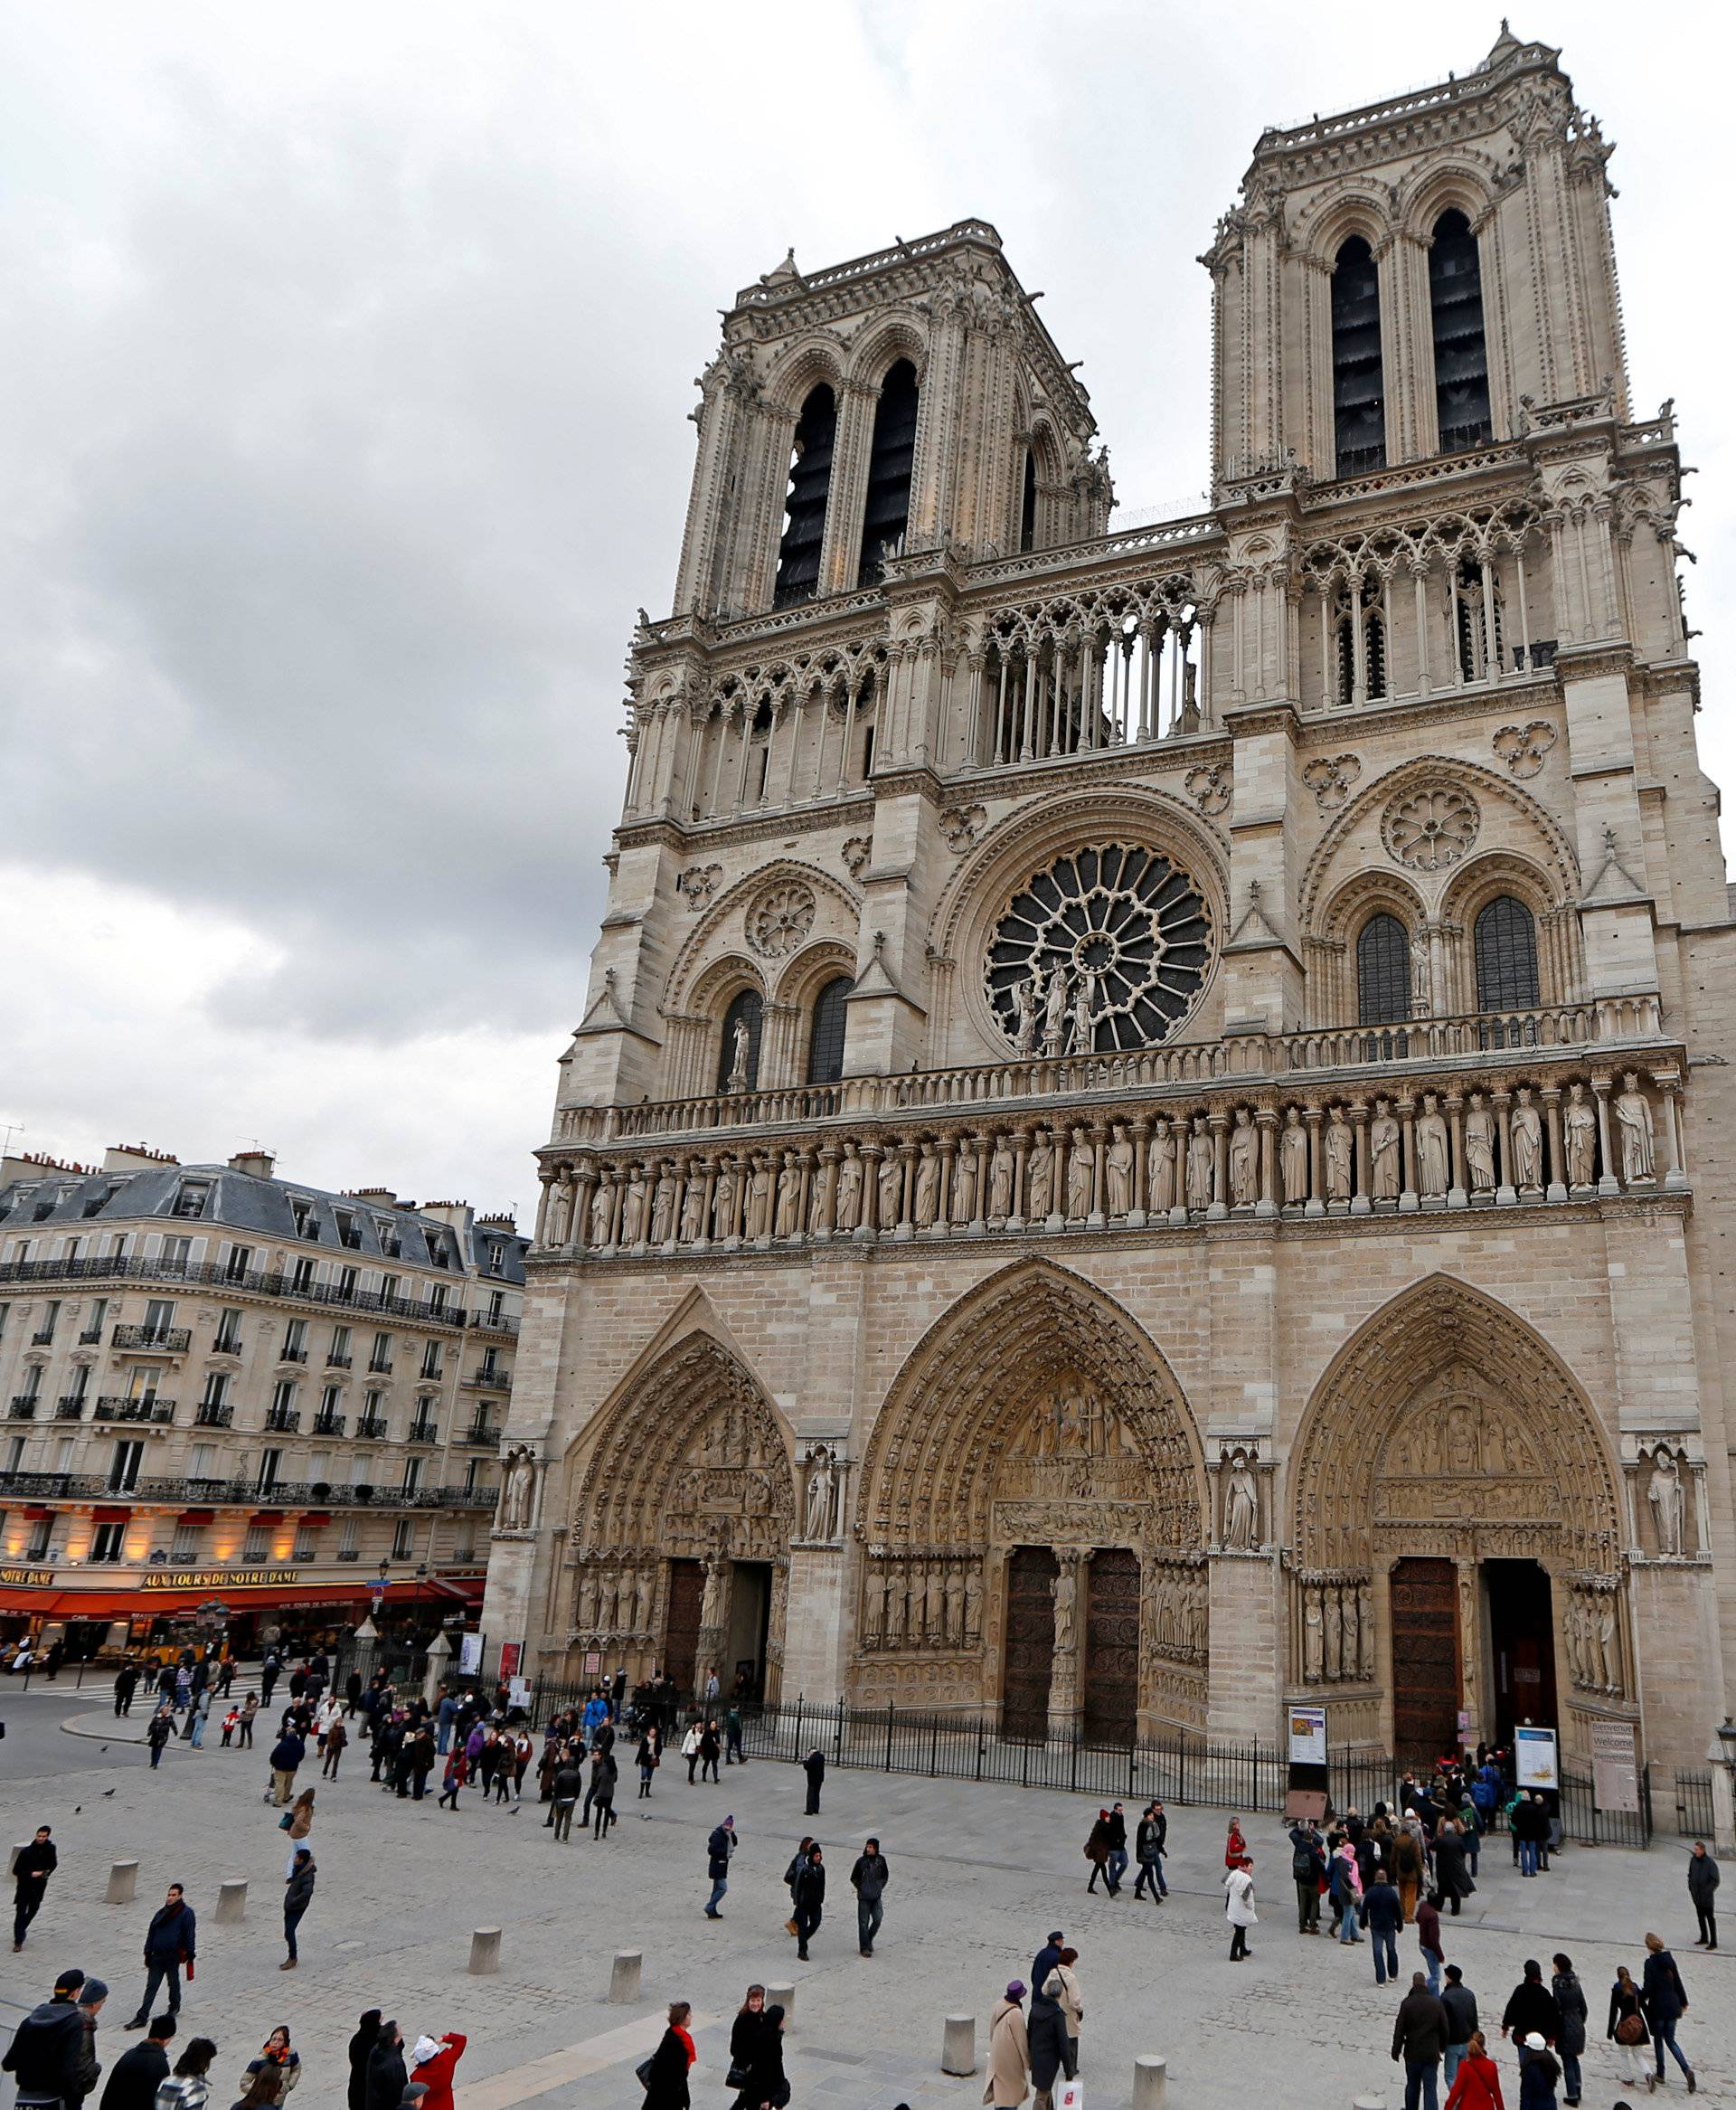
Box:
[1672,1769,1714,1839]
[1559,1765,1653,1849]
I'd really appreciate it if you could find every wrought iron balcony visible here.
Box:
[407,1419,439,1445]
[0,1253,470,1329]
[467,1310,519,1337]
[194,1403,235,1427]
[31,1329,55,1346]
[312,1411,346,1436]
[112,1324,191,1351]
[8,1396,40,1418]
[367,1357,393,1374]
[278,1347,307,1364]
[326,1352,352,1369]
[93,1397,175,1424]
[78,1327,104,1344]
[463,1367,510,1390]
[265,1406,300,1433]
[54,1396,87,1420]
[354,1415,390,1440]
[0,1468,495,1509]
[460,1422,499,1447]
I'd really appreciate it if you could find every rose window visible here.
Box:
[986,843,1213,1054]
[746,882,816,959]
[1382,786,1480,872]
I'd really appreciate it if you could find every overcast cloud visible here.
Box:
[1,3,1729,1216]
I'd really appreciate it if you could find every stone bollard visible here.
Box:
[468,1926,502,1976]
[766,1981,795,2027]
[1351,2096,1386,2110]
[215,1878,248,1925]
[106,1860,138,1905]
[941,2017,976,2077]
[609,1951,642,2003]
[1133,2056,1168,2110]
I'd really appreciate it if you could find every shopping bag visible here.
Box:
[1056,2081,1083,2110]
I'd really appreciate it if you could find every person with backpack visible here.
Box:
[1289,1817,1326,1933]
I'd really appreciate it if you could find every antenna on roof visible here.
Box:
[0,1122,24,1156]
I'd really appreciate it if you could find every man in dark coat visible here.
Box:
[365,2022,407,2110]
[1550,1953,1587,2107]
[124,1884,196,2028]
[4,1968,89,2107]
[849,1836,889,1955]
[69,1976,108,2110]
[1025,1974,1070,2103]
[792,1843,826,1960]
[1390,1973,1448,2110]
[282,1850,316,1968]
[1033,1931,1064,1992]
[99,2014,174,2110]
[1688,1840,1720,1949]
[1137,1802,1171,1903]
[1499,1960,1557,2070]
[703,1816,736,1918]
[1430,1821,1471,1916]
[1288,1818,1324,1931]
[114,1664,139,1717]
[269,1727,305,1806]
[1640,1932,1694,2091]
[1440,1965,1478,2095]
[346,2011,383,2110]
[801,1746,825,1816]
[1363,1871,1403,1988]
[13,1824,58,1951]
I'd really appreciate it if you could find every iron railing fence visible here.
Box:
[1559,1765,1653,1849]
[1672,1769,1714,1840]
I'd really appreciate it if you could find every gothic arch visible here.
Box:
[660,857,862,1020]
[855,1259,1207,1551]
[761,330,850,417]
[846,312,931,392]
[1293,185,1396,270]
[1287,1273,1623,1575]
[1397,156,1502,242]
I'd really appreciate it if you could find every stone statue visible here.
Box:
[1185,1115,1213,1212]
[1615,1073,1655,1182]
[711,1160,739,1240]
[1303,1586,1324,1681]
[1150,1122,1177,1212]
[700,1556,725,1628]
[1416,1093,1450,1195]
[1105,1124,1134,1216]
[1229,1108,1258,1207]
[1066,1126,1094,1217]
[914,1142,941,1226]
[1027,1131,1056,1217]
[964,1566,982,1641]
[835,1144,863,1231]
[547,1178,571,1244]
[1564,1082,1598,1187]
[578,1573,598,1629]
[746,1155,773,1238]
[951,1142,979,1225]
[725,1018,751,1093]
[989,1136,1014,1219]
[1465,1092,1496,1192]
[1323,1586,1343,1681]
[590,1178,614,1245]
[1647,1444,1684,1554]
[649,1166,675,1244]
[1509,1086,1543,1188]
[1281,1107,1308,1206]
[877,1150,903,1228]
[1042,969,1069,1058]
[805,1448,833,1539]
[1359,1585,1375,1680]
[1370,1098,1400,1200]
[499,1446,536,1530]
[808,1153,836,1234]
[775,1153,802,1236]
[944,1565,964,1646]
[621,1168,648,1244]
[680,1168,707,1243]
[1223,1450,1259,1548]
[1069,974,1096,1057]
[1411,923,1432,1015]
[1598,1600,1618,1690]
[1344,1585,1362,1682]
[1052,1564,1078,1655]
[1014,972,1041,1055]
[635,1570,654,1632]
[1325,1105,1353,1202]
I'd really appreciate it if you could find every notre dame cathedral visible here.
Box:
[482,28,1736,1784]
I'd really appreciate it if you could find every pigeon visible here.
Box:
[73,1806,81,1814]
[103,1788,115,1797]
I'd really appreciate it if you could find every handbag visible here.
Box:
[724,2063,751,2090]
[635,2056,656,2088]
[784,1916,800,1936]
[278,1812,295,1831]
[1616,2012,1646,2046]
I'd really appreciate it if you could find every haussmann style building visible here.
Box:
[482,29,1736,1800]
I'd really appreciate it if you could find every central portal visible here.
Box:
[1390,1556,1458,1760]
[1486,1557,1557,1746]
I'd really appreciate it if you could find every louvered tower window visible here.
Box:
[716,989,763,1093]
[773,384,837,608]
[1429,211,1492,453]
[806,976,854,1086]
[1357,913,1412,1025]
[1019,449,1038,553]
[1331,237,1386,477]
[1474,896,1540,1010]
[857,359,919,584]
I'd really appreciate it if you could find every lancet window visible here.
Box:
[1429,211,1492,454]
[1331,237,1386,477]
[773,384,837,608]
[857,361,919,584]
[1356,913,1413,1027]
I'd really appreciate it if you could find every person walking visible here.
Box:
[637,1726,660,1798]
[347,2013,383,2110]
[733,2002,786,2110]
[99,2012,174,2110]
[1224,1817,1247,1868]
[1548,1954,1586,2106]
[727,1987,764,2099]
[1639,1930,1694,2091]
[1687,1840,1719,1950]
[68,1975,106,2110]
[1136,1802,1170,1904]
[638,2002,694,2110]
[1364,1869,1403,1987]
[1100,1802,1127,1897]
[286,1787,316,1847]
[365,2024,406,2110]
[1392,1971,1449,2110]
[280,1850,315,1970]
[1049,1951,1082,2076]
[551,1756,580,1841]
[591,1748,618,1838]
[1331,1837,1365,1944]
[269,1727,305,1807]
[793,1842,826,1959]
[1394,1822,1426,1925]
[1441,1966,1478,2093]
[124,1884,196,2029]
[705,1815,737,1917]
[1026,1973,1069,2110]
[1514,2036,1560,2110]
[1433,1820,1473,1917]
[1499,1963,1556,2076]
[5,1968,93,2109]
[321,1717,347,1780]
[259,1651,280,1710]
[1224,1854,1257,1962]
[1083,1810,1113,1894]
[985,1983,1031,2110]
[725,1704,744,1766]
[238,1692,258,1749]
[850,1836,889,1955]
[114,1662,140,1717]
[1418,1894,1447,1998]
[1605,1964,1649,2092]
[147,1708,175,1770]
[681,1721,702,1786]
[13,1823,58,1952]
[699,1719,721,1785]
[802,1745,825,1815]
[241,2028,300,2099]
[436,1750,464,1812]
[188,1689,212,1750]
[1443,2030,1505,2110]
[158,2039,218,2110]
[1289,1817,1325,1933]
[406,2034,466,2110]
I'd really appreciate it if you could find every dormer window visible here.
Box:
[172,1180,211,1219]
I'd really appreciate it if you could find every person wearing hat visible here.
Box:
[70,1977,108,2110]
[399,2086,429,2110]
[1515,2033,1561,2109]
[985,1982,1030,2110]
[100,2013,175,2110]
[4,1968,90,2109]
[1500,1962,1557,2073]
[1032,1933,1065,1992]
[406,2034,465,2110]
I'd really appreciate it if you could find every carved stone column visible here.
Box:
[1255,1108,1278,1221]
[1129,1113,1151,1228]
[1088,1122,1108,1230]
[1541,1085,1568,1202]
[1397,1093,1419,1213]
[1445,1091,1468,1209]
[1207,1111,1229,1223]
[1591,1073,1620,1197]
[1492,1087,1517,1206]
[1008,1128,1030,1232]
[1349,1099,1371,1216]
[1304,1103,1326,1219]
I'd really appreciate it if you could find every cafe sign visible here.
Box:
[0,1566,56,1588]
[141,1567,302,1591]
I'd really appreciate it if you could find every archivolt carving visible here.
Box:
[570,1331,796,1566]
[661,859,860,1018]
[1288,1274,1622,1575]
[855,1259,1206,1555]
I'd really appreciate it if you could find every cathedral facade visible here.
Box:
[482,30,1736,1779]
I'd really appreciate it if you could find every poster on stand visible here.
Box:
[1514,1724,1559,1789]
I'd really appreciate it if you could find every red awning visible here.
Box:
[177,1510,215,1526]
[5,1571,487,1619]
[23,1507,52,1522]
[248,1510,280,1524]
[298,1512,332,1528]
[92,1507,131,1524]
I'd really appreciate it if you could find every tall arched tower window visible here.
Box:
[1331,237,1386,477]
[857,359,920,584]
[1429,210,1492,454]
[716,989,764,1093]
[1474,896,1540,1010]
[1357,913,1413,1025]
[1019,449,1038,553]
[773,384,837,608]
[806,976,854,1086]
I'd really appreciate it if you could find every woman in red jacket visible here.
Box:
[1444,2030,1506,2110]
[407,2034,466,2110]
[1224,1819,1248,1869]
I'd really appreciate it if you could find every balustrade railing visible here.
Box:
[0,1470,494,1509]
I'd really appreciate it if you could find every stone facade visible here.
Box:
[482,30,1736,1775]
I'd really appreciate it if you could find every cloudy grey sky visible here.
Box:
[2,4,1727,1216]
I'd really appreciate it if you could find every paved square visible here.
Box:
[3,1687,1730,2109]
